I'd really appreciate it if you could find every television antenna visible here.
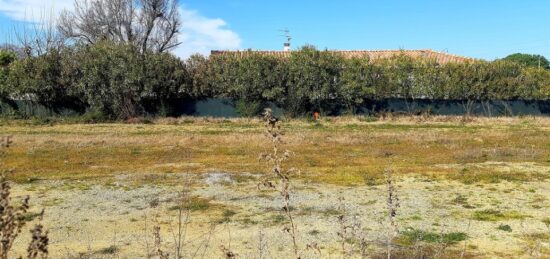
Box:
[279,28,292,44]
[279,28,292,51]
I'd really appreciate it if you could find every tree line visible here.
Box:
[1,44,550,118]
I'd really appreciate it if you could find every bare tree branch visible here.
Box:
[58,0,181,54]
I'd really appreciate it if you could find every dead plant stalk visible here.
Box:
[259,109,300,258]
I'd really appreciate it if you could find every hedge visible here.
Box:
[1,43,549,118]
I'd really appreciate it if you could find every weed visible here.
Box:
[240,217,258,226]
[385,168,400,258]
[407,215,423,221]
[218,209,237,223]
[497,224,512,232]
[18,212,44,222]
[167,196,211,212]
[223,209,237,218]
[308,230,321,236]
[258,108,301,258]
[97,245,118,255]
[473,209,527,221]
[269,214,286,225]
[398,228,468,246]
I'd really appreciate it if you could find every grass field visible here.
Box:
[2,115,550,258]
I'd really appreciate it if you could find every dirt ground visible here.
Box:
[2,116,550,258]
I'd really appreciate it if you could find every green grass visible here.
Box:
[218,209,238,223]
[473,209,527,221]
[97,245,118,255]
[168,197,213,212]
[268,214,286,225]
[18,211,43,222]
[398,228,468,246]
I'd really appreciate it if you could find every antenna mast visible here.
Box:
[279,28,292,51]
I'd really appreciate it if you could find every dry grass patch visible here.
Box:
[1,116,549,187]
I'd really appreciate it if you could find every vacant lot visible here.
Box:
[2,116,550,258]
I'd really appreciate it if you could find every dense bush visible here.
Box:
[503,53,550,69]
[0,50,16,103]
[8,48,83,113]
[74,42,146,118]
[284,46,344,116]
[208,51,286,113]
[72,42,191,118]
[2,42,550,118]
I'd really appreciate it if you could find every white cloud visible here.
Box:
[174,7,241,58]
[0,0,73,22]
[0,1,242,58]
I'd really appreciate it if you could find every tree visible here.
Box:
[285,46,344,116]
[502,53,550,69]
[72,41,189,118]
[7,48,83,113]
[380,54,418,113]
[0,44,25,59]
[207,51,287,117]
[75,41,145,118]
[185,54,212,98]
[521,67,550,100]
[0,50,17,104]
[58,0,181,54]
[339,56,380,112]
[142,52,188,115]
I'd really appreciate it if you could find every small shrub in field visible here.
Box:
[497,224,513,232]
[98,245,119,255]
[167,196,211,212]
[235,99,265,117]
[218,209,237,223]
[398,228,468,246]
[473,209,526,221]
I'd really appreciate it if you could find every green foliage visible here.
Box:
[398,228,468,245]
[75,42,145,118]
[381,53,417,100]
[0,50,16,67]
[185,54,212,98]
[473,209,526,221]
[142,52,189,115]
[2,43,550,119]
[0,50,17,101]
[340,57,380,111]
[284,46,344,116]
[208,51,286,105]
[497,224,512,232]
[74,41,191,118]
[7,49,82,112]
[503,53,550,69]
[235,99,265,117]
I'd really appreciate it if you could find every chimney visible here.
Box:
[283,42,291,52]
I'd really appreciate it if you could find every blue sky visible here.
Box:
[1,0,549,60]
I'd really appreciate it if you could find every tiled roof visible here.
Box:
[210,49,474,64]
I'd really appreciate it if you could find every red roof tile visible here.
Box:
[210,49,474,64]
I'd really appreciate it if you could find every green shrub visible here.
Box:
[3,43,550,119]
[398,228,468,245]
[473,209,526,221]
[497,224,512,232]
[235,99,265,117]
